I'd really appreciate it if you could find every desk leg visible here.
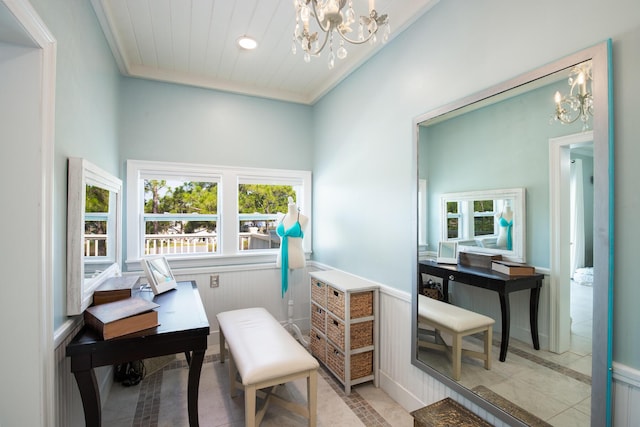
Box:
[442,279,450,303]
[530,285,541,350]
[187,349,205,427]
[498,293,510,362]
[74,369,101,427]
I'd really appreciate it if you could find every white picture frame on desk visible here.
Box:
[436,241,458,264]
[141,256,177,295]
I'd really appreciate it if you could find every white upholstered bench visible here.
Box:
[417,294,495,380]
[217,307,319,427]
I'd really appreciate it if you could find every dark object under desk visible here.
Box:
[66,280,210,427]
[419,260,543,362]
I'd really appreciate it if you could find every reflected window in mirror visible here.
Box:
[439,188,525,262]
[84,184,119,278]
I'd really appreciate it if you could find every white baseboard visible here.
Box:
[378,369,425,412]
[613,362,640,388]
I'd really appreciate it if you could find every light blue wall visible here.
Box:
[118,78,313,171]
[312,0,640,369]
[30,0,121,329]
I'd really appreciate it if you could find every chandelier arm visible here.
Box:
[309,0,332,33]
[306,28,331,57]
[337,26,376,45]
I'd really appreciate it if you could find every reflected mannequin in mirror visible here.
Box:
[276,196,309,296]
[496,203,513,250]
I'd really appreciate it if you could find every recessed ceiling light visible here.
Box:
[237,36,257,50]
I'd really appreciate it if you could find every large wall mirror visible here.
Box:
[411,41,612,427]
[67,157,122,315]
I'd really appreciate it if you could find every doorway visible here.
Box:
[549,131,594,356]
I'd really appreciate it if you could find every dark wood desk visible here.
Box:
[419,260,543,362]
[66,281,210,427]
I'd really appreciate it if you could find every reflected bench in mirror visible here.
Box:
[417,294,494,380]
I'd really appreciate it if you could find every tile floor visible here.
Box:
[417,279,593,427]
[102,347,414,427]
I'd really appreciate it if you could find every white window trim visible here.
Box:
[126,159,312,270]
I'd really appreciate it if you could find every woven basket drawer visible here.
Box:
[309,328,327,364]
[327,317,374,351]
[311,303,326,332]
[327,288,373,320]
[327,344,374,382]
[311,278,326,306]
[326,316,345,350]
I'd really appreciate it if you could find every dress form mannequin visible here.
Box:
[276,197,309,345]
[276,197,309,272]
[496,204,514,250]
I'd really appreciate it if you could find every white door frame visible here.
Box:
[1,0,56,425]
[549,131,593,353]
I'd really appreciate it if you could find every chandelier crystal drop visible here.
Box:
[552,62,593,130]
[292,0,390,69]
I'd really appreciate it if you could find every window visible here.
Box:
[446,200,462,239]
[439,188,526,261]
[237,181,301,252]
[126,160,311,268]
[472,199,496,237]
[143,178,219,256]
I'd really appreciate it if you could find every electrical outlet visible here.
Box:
[210,274,219,288]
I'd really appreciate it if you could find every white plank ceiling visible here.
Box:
[91,0,438,105]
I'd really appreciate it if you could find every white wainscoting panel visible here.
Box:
[173,264,317,345]
[613,362,640,426]
[377,285,510,427]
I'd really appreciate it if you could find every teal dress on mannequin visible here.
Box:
[276,212,304,297]
[498,215,513,250]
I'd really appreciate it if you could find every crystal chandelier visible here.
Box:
[292,0,390,69]
[553,62,593,129]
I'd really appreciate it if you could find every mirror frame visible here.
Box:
[67,157,123,315]
[411,41,613,427]
[440,188,526,262]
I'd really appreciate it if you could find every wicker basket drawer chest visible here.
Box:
[309,270,379,394]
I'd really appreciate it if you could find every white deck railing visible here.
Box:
[84,230,281,257]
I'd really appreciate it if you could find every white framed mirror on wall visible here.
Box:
[411,41,613,427]
[67,158,122,315]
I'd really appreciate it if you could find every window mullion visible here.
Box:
[220,171,239,255]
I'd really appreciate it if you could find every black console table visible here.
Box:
[418,260,543,362]
[66,281,210,427]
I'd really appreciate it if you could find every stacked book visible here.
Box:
[491,260,536,276]
[93,275,140,305]
[458,252,503,269]
[84,296,159,340]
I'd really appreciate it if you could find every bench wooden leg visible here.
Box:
[484,327,492,370]
[219,330,226,363]
[245,384,257,427]
[452,333,462,381]
[308,370,317,427]
[228,353,238,398]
